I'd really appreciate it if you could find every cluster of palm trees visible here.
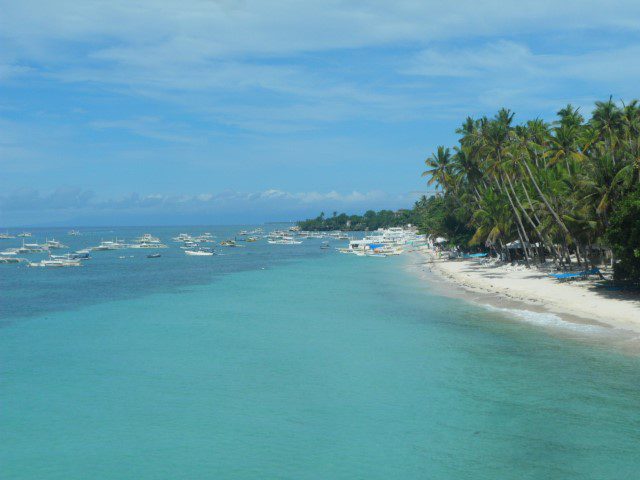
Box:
[422,98,640,271]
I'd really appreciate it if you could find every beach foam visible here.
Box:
[483,304,609,334]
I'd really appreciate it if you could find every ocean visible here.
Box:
[2,226,639,479]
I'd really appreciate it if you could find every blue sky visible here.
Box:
[1,0,640,226]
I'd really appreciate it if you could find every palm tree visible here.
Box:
[591,96,622,165]
[419,98,640,278]
[422,146,452,191]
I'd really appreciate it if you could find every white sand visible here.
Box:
[414,250,640,334]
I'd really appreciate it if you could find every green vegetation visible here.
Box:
[297,208,422,231]
[421,97,640,282]
[606,186,640,281]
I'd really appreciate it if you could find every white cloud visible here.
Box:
[406,41,535,78]
[2,1,640,121]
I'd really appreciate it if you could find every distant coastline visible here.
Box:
[297,204,425,231]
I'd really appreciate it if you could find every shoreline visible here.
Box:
[405,249,640,345]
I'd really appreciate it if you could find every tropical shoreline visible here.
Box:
[407,249,640,338]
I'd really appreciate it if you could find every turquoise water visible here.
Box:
[2,227,640,479]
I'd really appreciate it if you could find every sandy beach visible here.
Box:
[409,249,640,336]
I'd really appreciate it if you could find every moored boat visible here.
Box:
[185,248,214,256]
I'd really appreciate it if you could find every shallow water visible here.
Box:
[2,227,639,479]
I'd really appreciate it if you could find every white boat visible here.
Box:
[268,238,302,245]
[220,240,242,247]
[17,232,32,237]
[135,233,160,243]
[0,256,24,263]
[91,239,127,251]
[130,242,168,249]
[46,238,68,249]
[68,230,81,236]
[131,233,167,249]
[28,258,81,268]
[0,232,15,239]
[185,249,214,256]
[194,234,216,243]
[15,241,48,254]
[51,252,90,260]
[172,233,193,242]
[340,227,424,257]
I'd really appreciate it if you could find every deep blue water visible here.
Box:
[1,226,639,479]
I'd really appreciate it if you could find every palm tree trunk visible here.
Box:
[521,158,573,240]
[521,180,543,225]
[506,174,557,264]
[501,176,531,267]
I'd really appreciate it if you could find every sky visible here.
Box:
[1,0,640,226]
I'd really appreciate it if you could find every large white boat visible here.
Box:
[0,232,15,239]
[172,233,193,242]
[131,234,167,249]
[15,241,48,254]
[45,238,68,249]
[28,258,82,268]
[91,239,127,251]
[340,227,424,257]
[194,233,216,243]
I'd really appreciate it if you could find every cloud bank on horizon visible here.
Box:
[1,0,639,225]
[0,187,412,226]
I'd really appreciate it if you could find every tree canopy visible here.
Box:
[420,98,640,281]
